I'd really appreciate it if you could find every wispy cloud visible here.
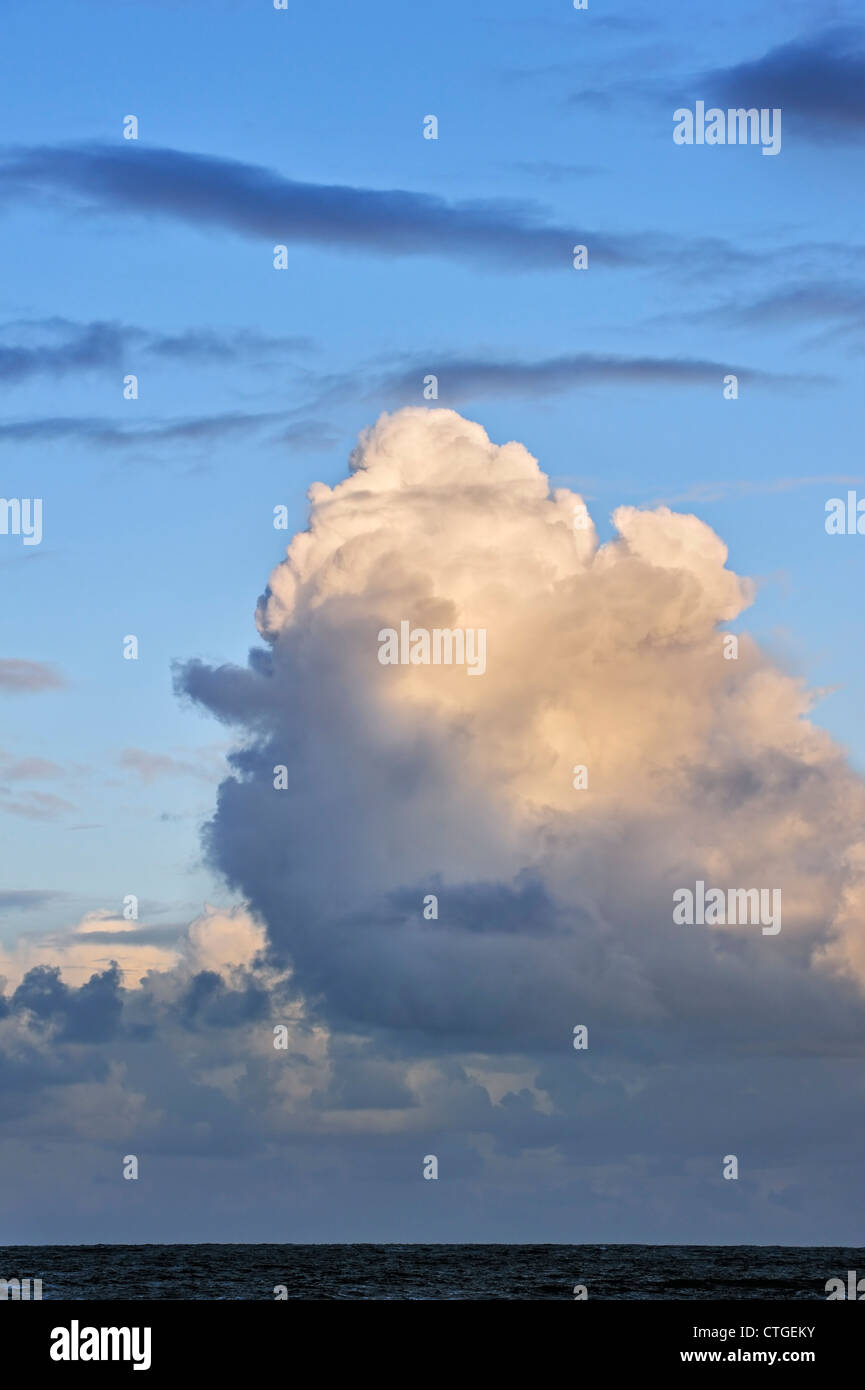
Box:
[117,747,223,784]
[0,317,313,383]
[0,890,68,911]
[691,279,865,350]
[383,351,816,399]
[0,411,336,451]
[564,24,865,145]
[0,319,124,381]
[706,26,865,137]
[651,474,865,505]
[0,788,75,820]
[0,659,65,692]
[302,349,820,413]
[0,142,739,273]
[0,750,66,780]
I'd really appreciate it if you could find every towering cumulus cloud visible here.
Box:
[178,408,865,1066]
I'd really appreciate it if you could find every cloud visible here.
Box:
[706,26,865,137]
[9,963,126,1043]
[178,969,269,1031]
[117,747,218,783]
[0,904,317,1177]
[0,788,75,820]
[0,319,126,381]
[372,351,812,403]
[144,327,313,361]
[0,411,336,452]
[0,890,67,912]
[651,473,865,505]
[7,408,865,1242]
[0,142,720,273]
[0,750,66,780]
[688,279,865,353]
[0,318,313,383]
[0,905,262,992]
[0,659,65,692]
[707,280,865,329]
[284,351,817,423]
[174,407,865,1063]
[567,25,865,151]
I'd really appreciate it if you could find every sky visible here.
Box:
[1,0,865,1246]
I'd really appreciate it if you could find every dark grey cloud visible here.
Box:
[706,26,865,136]
[268,419,341,449]
[0,317,313,383]
[317,1051,417,1111]
[692,280,865,352]
[0,659,65,692]
[567,24,865,148]
[746,282,865,326]
[387,877,561,938]
[1,955,277,1050]
[179,969,269,1030]
[275,349,817,423]
[0,890,67,912]
[55,926,186,947]
[0,1023,112,1105]
[10,964,124,1043]
[0,141,715,273]
[373,351,814,404]
[0,411,336,452]
[0,412,273,446]
[144,327,313,361]
[0,319,125,381]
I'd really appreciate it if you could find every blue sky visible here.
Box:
[2,0,865,1246]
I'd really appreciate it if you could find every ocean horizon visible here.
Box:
[2,1243,860,1300]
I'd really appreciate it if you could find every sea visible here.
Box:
[1,1243,860,1300]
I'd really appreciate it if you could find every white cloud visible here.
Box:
[183,407,865,1044]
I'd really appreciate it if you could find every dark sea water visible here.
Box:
[1,1244,861,1300]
